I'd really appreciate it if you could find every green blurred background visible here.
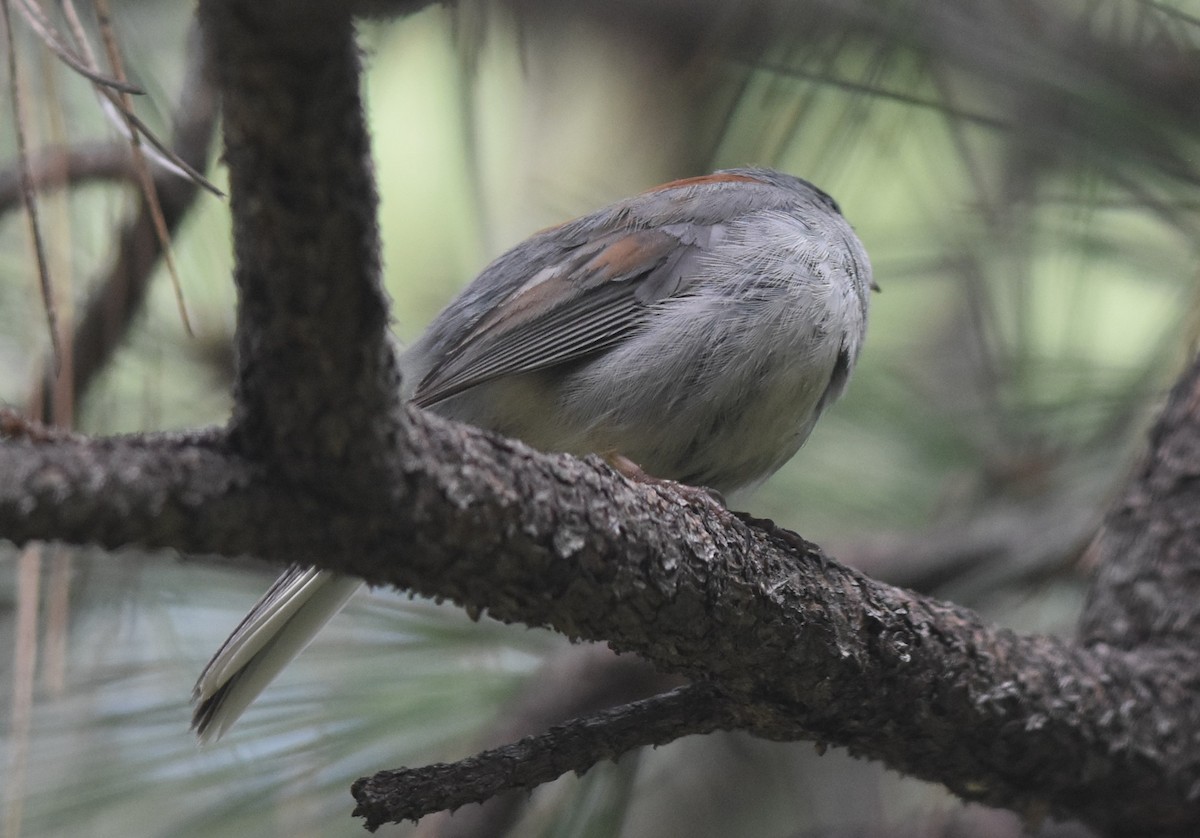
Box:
[2,1,1199,835]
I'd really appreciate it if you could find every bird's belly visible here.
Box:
[562,350,831,495]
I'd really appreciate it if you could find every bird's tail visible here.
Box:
[191,567,362,742]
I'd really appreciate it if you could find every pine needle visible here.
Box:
[3,0,62,371]
[89,0,194,335]
[12,0,141,92]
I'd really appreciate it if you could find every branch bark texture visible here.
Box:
[1080,360,1200,650]
[352,682,732,829]
[203,0,403,489]
[3,376,1199,833]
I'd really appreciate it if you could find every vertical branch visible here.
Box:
[199,0,402,489]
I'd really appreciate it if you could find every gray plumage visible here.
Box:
[192,167,873,741]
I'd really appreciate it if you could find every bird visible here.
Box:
[192,166,874,742]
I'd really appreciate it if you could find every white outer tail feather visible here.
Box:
[191,568,362,742]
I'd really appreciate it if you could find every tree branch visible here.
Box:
[199,0,404,486]
[1080,354,1200,649]
[3,391,1199,833]
[351,682,733,830]
[418,646,682,838]
[0,141,133,214]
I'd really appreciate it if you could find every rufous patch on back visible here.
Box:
[643,172,764,194]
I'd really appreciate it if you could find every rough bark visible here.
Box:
[1,2,1199,837]
[1079,370,1200,650]
[203,0,403,489]
[4,366,1200,835]
[352,683,733,827]
[416,646,682,838]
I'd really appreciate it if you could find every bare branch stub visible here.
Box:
[350,682,734,830]
[417,646,683,838]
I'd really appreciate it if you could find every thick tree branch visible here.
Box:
[3,395,1199,833]
[0,416,266,554]
[200,0,404,488]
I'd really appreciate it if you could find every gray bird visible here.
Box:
[192,167,874,741]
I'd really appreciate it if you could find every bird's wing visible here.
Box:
[412,224,710,408]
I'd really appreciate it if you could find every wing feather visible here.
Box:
[413,227,701,408]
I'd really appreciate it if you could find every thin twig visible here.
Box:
[3,544,42,838]
[92,88,223,196]
[351,682,733,831]
[417,646,681,838]
[0,141,134,213]
[24,19,218,420]
[3,0,62,370]
[89,0,193,335]
[60,0,221,196]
